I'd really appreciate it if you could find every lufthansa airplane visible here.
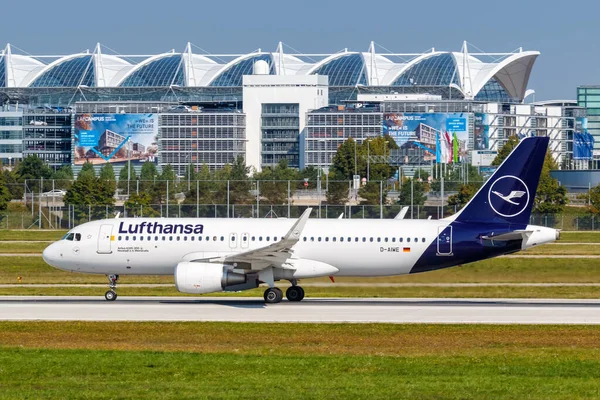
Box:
[43,137,559,303]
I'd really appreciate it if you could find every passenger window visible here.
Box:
[332,237,336,242]
[377,238,381,242]
[213,236,217,241]
[190,237,194,241]
[162,236,165,241]
[125,236,129,241]
[205,236,209,241]
[407,238,411,243]
[266,236,270,241]
[399,238,403,242]
[184,237,188,241]
[325,237,329,242]
[310,237,314,242]
[362,238,366,242]
[414,238,418,243]
[422,238,426,242]
[251,236,255,241]
[243,236,247,242]
[259,236,263,241]
[118,236,122,241]
[169,237,173,241]
[303,237,307,242]
[355,237,359,242]
[370,238,373,242]
[340,237,343,242]
[348,237,351,242]
[392,238,396,243]
[132,236,136,241]
[199,236,202,241]
[318,237,322,242]
[155,236,158,241]
[140,236,144,241]
[147,236,151,241]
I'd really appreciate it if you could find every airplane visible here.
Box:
[42,136,559,304]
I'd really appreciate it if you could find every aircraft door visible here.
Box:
[97,224,113,254]
[241,233,249,249]
[229,233,237,249]
[436,226,452,256]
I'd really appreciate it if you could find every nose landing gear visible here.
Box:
[105,274,119,301]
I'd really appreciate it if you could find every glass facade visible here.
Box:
[311,54,367,87]
[475,78,513,102]
[210,54,274,87]
[391,54,459,87]
[121,55,185,87]
[22,113,72,166]
[261,103,300,168]
[578,87,600,165]
[305,107,382,169]
[0,112,23,165]
[30,56,95,88]
[0,56,5,87]
[159,112,246,174]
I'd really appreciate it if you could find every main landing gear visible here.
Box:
[105,274,119,301]
[263,284,305,304]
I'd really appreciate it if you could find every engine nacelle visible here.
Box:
[175,262,248,294]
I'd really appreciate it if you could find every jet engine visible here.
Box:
[175,262,252,294]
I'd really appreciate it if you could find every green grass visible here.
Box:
[0,241,49,253]
[2,255,600,287]
[524,243,600,255]
[559,231,600,243]
[1,285,599,298]
[0,323,599,399]
[0,230,66,241]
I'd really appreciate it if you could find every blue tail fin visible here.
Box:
[452,136,549,226]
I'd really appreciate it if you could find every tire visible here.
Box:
[286,286,305,302]
[105,290,117,301]
[264,287,283,304]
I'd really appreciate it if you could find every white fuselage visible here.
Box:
[42,217,557,279]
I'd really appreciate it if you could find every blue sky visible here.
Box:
[1,0,595,100]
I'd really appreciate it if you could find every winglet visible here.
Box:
[283,208,312,242]
[394,206,409,220]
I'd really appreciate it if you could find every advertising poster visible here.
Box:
[573,117,594,161]
[383,113,469,163]
[74,114,158,165]
[474,113,490,150]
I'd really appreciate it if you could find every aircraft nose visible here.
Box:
[42,243,60,268]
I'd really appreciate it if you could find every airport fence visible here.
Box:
[1,178,597,230]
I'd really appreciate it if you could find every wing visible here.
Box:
[195,208,313,271]
[508,190,526,199]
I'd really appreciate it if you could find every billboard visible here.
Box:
[471,150,497,166]
[573,117,594,161]
[474,113,490,150]
[74,114,158,165]
[383,113,469,163]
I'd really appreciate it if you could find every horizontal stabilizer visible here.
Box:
[482,230,532,241]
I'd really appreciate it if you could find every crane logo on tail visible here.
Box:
[488,176,530,218]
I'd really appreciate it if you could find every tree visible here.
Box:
[491,135,520,166]
[79,162,96,180]
[2,168,23,200]
[534,151,568,214]
[51,165,74,191]
[124,192,159,217]
[98,163,117,197]
[64,164,115,223]
[0,167,11,213]
[118,162,137,193]
[16,155,52,181]
[225,156,253,205]
[588,184,600,214]
[139,162,158,193]
[326,171,349,205]
[253,159,297,204]
[398,178,427,206]
[447,184,480,210]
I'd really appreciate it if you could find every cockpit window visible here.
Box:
[74,233,81,241]
[63,233,75,241]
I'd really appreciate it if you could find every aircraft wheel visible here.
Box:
[264,287,283,304]
[286,286,305,302]
[105,290,118,301]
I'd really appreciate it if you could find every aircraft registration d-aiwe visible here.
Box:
[43,136,559,303]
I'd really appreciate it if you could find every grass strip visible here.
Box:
[0,323,599,399]
[1,285,599,298]
[0,230,66,241]
[2,256,600,285]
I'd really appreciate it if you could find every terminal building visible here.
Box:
[0,41,591,174]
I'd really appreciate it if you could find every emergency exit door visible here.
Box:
[97,224,113,254]
[436,226,452,256]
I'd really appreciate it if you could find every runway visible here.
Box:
[1,296,600,324]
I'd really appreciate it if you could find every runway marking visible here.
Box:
[0,296,599,324]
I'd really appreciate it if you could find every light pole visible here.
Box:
[318,139,326,218]
[367,138,371,182]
